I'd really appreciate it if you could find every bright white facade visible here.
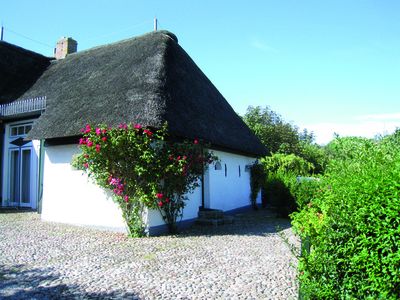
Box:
[204,150,260,211]
[40,144,127,232]
[40,145,260,234]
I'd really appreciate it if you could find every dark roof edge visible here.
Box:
[40,135,266,157]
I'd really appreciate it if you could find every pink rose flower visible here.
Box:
[134,124,142,129]
[194,139,199,144]
[84,124,91,134]
[124,195,129,203]
[158,201,163,207]
[118,123,128,130]
[101,137,107,142]
[87,140,93,147]
[95,144,101,152]
[156,193,163,199]
[95,128,101,135]
[143,129,153,137]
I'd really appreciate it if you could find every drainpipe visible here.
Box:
[200,144,205,209]
[37,139,45,214]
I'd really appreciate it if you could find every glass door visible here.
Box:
[8,147,32,207]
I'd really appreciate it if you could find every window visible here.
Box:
[224,164,227,177]
[239,165,241,177]
[214,161,222,170]
[10,124,32,137]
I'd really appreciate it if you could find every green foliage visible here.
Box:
[249,162,265,210]
[242,106,328,175]
[264,171,297,217]
[242,106,301,155]
[299,142,328,174]
[262,153,314,175]
[261,153,315,217]
[291,134,400,299]
[72,123,216,236]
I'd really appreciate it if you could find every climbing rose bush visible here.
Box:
[72,123,216,237]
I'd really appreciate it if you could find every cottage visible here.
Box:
[0,30,266,234]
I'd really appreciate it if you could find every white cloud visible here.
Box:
[301,121,399,145]
[354,113,400,121]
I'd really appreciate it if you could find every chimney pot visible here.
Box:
[55,37,77,59]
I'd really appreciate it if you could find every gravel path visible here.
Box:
[0,209,299,299]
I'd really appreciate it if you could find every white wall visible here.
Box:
[41,144,127,232]
[41,144,202,232]
[146,184,202,228]
[41,145,260,233]
[206,150,260,211]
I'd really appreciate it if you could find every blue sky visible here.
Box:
[2,0,399,144]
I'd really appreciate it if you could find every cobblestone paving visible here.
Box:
[0,209,300,299]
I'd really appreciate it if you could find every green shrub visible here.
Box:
[292,135,400,299]
[291,178,321,210]
[262,153,314,217]
[264,171,297,217]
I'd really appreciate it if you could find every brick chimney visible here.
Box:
[54,37,77,59]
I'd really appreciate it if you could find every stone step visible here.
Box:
[196,218,225,226]
[195,215,235,226]
[198,209,224,219]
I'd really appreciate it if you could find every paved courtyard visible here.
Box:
[0,209,299,299]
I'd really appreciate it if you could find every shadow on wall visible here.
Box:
[0,264,139,299]
[45,144,79,164]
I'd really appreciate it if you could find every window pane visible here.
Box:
[25,125,32,134]
[17,126,24,135]
[11,127,18,136]
[10,151,20,203]
[21,150,31,204]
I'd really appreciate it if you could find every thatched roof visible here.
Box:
[17,30,266,156]
[0,41,50,104]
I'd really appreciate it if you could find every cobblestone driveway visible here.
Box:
[0,209,299,299]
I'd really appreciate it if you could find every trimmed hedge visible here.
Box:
[292,135,400,299]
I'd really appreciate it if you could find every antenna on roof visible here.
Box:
[154,17,158,31]
[1,24,4,41]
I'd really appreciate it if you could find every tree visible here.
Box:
[242,106,301,155]
[242,105,327,174]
